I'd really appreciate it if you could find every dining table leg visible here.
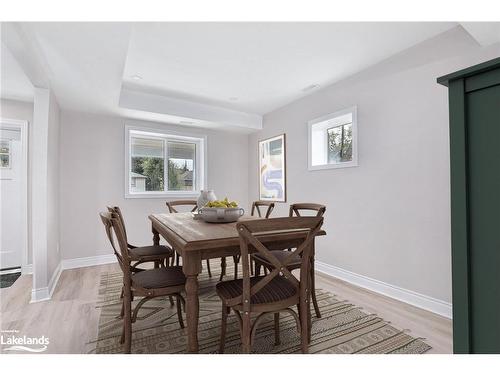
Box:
[152,225,160,246]
[183,252,202,353]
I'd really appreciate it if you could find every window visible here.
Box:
[0,139,11,168]
[308,106,358,170]
[126,127,206,198]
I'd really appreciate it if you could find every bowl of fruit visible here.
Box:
[198,198,245,223]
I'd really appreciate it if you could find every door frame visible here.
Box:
[0,118,29,274]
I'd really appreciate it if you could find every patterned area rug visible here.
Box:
[91,265,431,354]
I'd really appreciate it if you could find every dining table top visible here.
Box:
[149,212,326,252]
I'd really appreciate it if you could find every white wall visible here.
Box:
[59,111,249,261]
[31,88,61,300]
[0,99,33,266]
[46,92,61,279]
[248,27,500,305]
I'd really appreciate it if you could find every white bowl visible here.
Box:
[198,207,244,223]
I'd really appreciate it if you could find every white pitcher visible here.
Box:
[197,190,217,209]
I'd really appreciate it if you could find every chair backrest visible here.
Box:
[250,201,275,218]
[166,200,198,213]
[99,211,131,277]
[289,203,326,218]
[234,216,323,311]
[107,206,129,245]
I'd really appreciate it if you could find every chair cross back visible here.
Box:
[289,203,326,217]
[230,216,323,310]
[251,201,275,218]
[99,212,130,274]
[166,200,198,213]
[107,206,136,249]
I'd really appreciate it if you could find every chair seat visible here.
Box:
[129,245,172,260]
[252,250,301,269]
[216,275,297,305]
[131,266,186,289]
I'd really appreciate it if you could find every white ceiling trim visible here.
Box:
[119,86,262,130]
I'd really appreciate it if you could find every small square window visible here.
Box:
[308,106,358,170]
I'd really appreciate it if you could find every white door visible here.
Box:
[0,121,26,270]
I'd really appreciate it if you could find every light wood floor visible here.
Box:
[0,263,452,354]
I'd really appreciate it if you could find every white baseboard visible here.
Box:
[48,262,63,298]
[29,254,116,303]
[315,261,452,319]
[30,287,50,302]
[30,261,63,303]
[22,263,33,275]
[61,254,116,270]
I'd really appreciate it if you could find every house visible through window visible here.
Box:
[308,106,357,170]
[0,139,11,168]
[126,128,205,197]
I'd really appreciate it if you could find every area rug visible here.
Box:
[90,265,431,354]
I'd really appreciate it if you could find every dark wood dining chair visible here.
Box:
[216,216,324,353]
[230,201,276,279]
[166,200,213,278]
[253,203,326,318]
[100,211,186,354]
[250,200,275,219]
[107,206,173,270]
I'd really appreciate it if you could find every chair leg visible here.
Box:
[274,312,281,346]
[219,257,227,281]
[176,295,185,329]
[154,261,159,269]
[310,263,321,318]
[219,305,230,353]
[120,286,125,318]
[250,258,254,276]
[206,259,212,278]
[123,289,132,353]
[299,300,309,354]
[233,255,239,279]
[241,311,252,354]
[169,296,175,306]
[175,252,180,266]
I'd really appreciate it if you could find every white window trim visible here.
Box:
[124,124,207,199]
[307,106,358,171]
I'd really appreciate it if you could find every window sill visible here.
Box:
[125,191,200,199]
[308,160,358,171]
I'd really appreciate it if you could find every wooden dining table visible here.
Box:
[149,212,326,353]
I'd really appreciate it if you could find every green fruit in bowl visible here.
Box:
[205,198,239,208]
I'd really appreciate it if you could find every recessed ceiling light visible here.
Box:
[302,84,319,92]
[229,97,239,101]
[131,74,143,81]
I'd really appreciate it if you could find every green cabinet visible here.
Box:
[438,57,500,354]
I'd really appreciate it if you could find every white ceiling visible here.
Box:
[0,41,34,102]
[123,22,457,115]
[2,22,499,131]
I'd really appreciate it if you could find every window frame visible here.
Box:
[125,124,207,199]
[307,106,358,171]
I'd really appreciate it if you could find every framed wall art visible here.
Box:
[258,134,286,202]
